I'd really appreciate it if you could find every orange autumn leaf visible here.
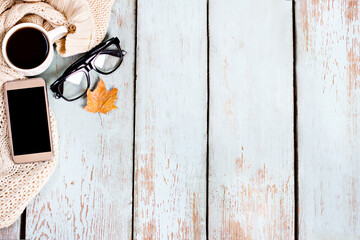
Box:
[84,78,118,114]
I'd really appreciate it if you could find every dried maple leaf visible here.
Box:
[84,78,118,114]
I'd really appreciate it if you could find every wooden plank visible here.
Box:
[208,0,294,239]
[134,0,207,239]
[296,1,360,238]
[24,0,136,239]
[0,218,20,239]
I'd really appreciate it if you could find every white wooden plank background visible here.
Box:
[133,0,207,239]
[2,0,360,239]
[0,218,20,239]
[296,0,360,239]
[23,0,136,239]
[208,0,294,239]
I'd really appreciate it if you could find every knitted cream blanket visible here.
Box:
[0,0,114,228]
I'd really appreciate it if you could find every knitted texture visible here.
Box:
[0,0,114,228]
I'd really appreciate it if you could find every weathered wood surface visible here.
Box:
[0,218,20,239]
[23,0,136,239]
[133,0,207,239]
[2,1,360,239]
[296,1,360,239]
[208,0,294,239]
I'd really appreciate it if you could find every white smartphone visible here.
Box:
[4,78,53,163]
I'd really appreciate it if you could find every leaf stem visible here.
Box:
[98,112,103,126]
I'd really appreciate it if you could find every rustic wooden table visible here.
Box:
[0,0,360,239]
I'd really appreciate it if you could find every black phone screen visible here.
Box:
[7,87,51,156]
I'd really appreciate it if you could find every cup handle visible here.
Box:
[48,26,68,43]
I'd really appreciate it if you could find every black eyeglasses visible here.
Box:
[50,37,126,101]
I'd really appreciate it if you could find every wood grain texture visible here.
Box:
[208,0,294,239]
[24,0,136,239]
[0,218,20,239]
[134,0,207,239]
[296,1,360,239]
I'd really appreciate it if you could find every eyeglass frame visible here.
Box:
[50,37,126,101]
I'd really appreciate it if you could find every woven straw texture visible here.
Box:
[0,0,114,228]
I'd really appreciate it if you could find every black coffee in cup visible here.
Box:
[6,27,49,69]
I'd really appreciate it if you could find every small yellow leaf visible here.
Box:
[84,78,118,114]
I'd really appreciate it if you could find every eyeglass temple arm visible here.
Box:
[100,49,127,57]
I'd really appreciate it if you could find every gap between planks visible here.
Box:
[131,0,138,239]
[20,209,26,239]
[205,0,210,239]
[292,0,299,240]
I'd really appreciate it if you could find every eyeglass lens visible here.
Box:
[94,43,122,73]
[61,71,88,100]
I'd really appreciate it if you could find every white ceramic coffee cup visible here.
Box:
[2,23,68,76]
